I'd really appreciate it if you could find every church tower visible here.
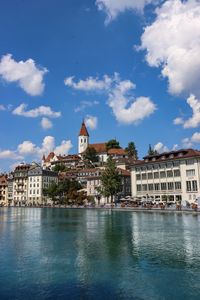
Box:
[78,121,89,154]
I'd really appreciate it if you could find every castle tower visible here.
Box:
[78,121,89,154]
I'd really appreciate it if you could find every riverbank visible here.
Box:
[1,205,200,215]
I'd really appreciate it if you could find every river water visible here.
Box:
[0,208,200,299]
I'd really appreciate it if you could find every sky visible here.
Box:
[1,0,200,171]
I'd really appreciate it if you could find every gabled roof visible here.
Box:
[108,148,127,155]
[89,143,107,153]
[79,121,89,137]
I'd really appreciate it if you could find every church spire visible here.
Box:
[79,120,89,137]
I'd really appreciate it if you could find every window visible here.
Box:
[167,170,173,177]
[135,174,141,182]
[161,183,167,190]
[186,169,195,176]
[186,181,191,192]
[154,172,159,179]
[174,161,180,167]
[142,173,147,180]
[186,159,194,165]
[137,185,141,192]
[192,180,198,192]
[175,182,181,190]
[148,184,154,191]
[174,169,180,177]
[168,182,174,190]
[142,184,147,191]
[160,171,166,178]
[148,173,153,179]
[154,183,160,191]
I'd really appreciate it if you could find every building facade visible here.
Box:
[0,175,8,206]
[131,149,200,205]
[27,165,58,205]
[13,164,31,205]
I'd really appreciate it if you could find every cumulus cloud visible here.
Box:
[0,136,73,164]
[173,117,184,125]
[54,140,73,155]
[182,132,200,148]
[140,0,200,97]
[41,117,53,129]
[85,115,98,130]
[0,54,48,96]
[174,94,200,128]
[12,103,61,118]
[74,100,99,112]
[154,142,169,153]
[64,74,113,91]
[96,0,156,24]
[65,72,156,125]
[0,150,22,160]
[18,141,38,155]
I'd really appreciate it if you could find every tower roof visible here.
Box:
[79,121,89,137]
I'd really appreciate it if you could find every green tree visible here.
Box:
[148,144,158,156]
[52,164,66,172]
[101,157,121,203]
[83,147,99,163]
[125,142,138,159]
[106,139,121,150]
[44,182,58,203]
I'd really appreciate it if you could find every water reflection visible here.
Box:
[0,208,200,299]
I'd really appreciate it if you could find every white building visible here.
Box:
[131,149,200,205]
[27,165,58,205]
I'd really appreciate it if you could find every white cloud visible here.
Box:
[154,142,169,153]
[41,136,55,155]
[17,141,38,155]
[174,94,200,128]
[0,136,73,165]
[41,117,53,129]
[65,73,156,125]
[12,103,61,118]
[64,74,113,91]
[0,54,48,96]
[140,0,200,97]
[96,0,156,24]
[182,137,193,148]
[74,100,99,112]
[182,132,200,148]
[85,115,98,130]
[173,117,184,125]
[191,132,200,143]
[0,150,22,160]
[54,140,73,155]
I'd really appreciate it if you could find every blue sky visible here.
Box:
[1,0,200,171]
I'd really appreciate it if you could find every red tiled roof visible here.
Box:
[108,148,127,155]
[45,152,55,162]
[79,122,89,137]
[89,143,107,153]
[117,168,131,176]
[134,149,200,166]
[0,175,7,185]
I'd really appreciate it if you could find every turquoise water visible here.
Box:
[0,208,200,299]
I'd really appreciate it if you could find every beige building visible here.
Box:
[131,149,200,205]
[28,165,58,205]
[0,175,8,206]
[13,164,31,205]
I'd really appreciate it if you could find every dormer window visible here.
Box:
[169,154,174,159]
[161,156,165,160]
[145,159,148,162]
[178,152,183,157]
[152,157,156,161]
